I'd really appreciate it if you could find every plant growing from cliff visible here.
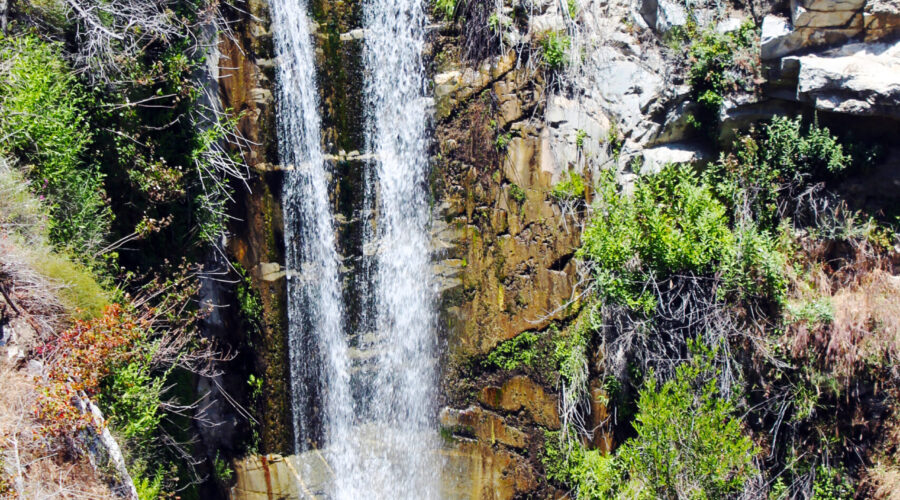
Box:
[545,343,757,499]
[539,32,571,70]
[575,129,587,149]
[606,123,623,162]
[551,170,586,200]
[435,0,457,21]
[509,183,527,204]
[579,165,735,314]
[706,116,850,231]
[686,20,757,134]
[485,331,540,371]
[0,35,111,253]
[495,131,513,150]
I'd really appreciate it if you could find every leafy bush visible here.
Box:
[540,32,571,70]
[685,21,757,132]
[545,344,757,499]
[0,35,110,252]
[99,359,165,444]
[706,116,850,230]
[579,165,734,313]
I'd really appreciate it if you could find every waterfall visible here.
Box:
[273,0,438,493]
[335,0,440,493]
[271,0,351,454]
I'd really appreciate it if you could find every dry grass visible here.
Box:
[0,360,115,499]
[784,234,900,381]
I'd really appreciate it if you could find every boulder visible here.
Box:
[639,0,687,32]
[640,143,711,174]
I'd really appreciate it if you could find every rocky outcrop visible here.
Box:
[761,0,899,60]
[782,40,900,117]
[231,443,538,500]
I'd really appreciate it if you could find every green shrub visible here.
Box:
[551,170,586,200]
[579,165,734,313]
[0,35,110,252]
[686,21,756,132]
[540,32,570,70]
[99,358,165,444]
[720,224,788,303]
[545,344,757,499]
[706,116,850,230]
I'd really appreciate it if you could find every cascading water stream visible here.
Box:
[271,0,351,455]
[335,0,440,493]
[273,0,438,493]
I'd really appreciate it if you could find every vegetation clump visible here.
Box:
[544,344,757,499]
[539,32,571,70]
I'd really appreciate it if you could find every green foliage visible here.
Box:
[495,132,513,150]
[706,116,850,230]
[545,344,757,499]
[509,183,527,204]
[785,297,834,326]
[606,123,622,161]
[248,374,264,399]
[235,262,263,326]
[0,35,111,252]
[720,224,788,302]
[539,32,571,70]
[485,331,539,370]
[214,452,234,483]
[685,21,756,132]
[100,358,165,444]
[488,12,501,32]
[435,0,457,21]
[575,129,587,149]
[567,0,578,18]
[811,465,853,500]
[551,170,586,200]
[134,467,165,500]
[579,165,735,313]
[32,252,109,319]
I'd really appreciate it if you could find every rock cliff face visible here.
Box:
[219,0,292,453]
[223,0,899,495]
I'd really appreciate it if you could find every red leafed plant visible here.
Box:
[33,304,147,438]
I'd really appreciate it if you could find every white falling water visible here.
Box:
[272,0,438,494]
[330,0,441,495]
[271,0,352,455]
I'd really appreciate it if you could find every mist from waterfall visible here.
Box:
[271,0,351,455]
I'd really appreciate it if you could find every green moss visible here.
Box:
[484,331,539,370]
[508,183,527,204]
